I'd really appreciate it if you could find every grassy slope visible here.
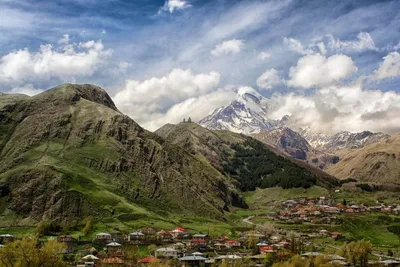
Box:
[0,85,247,236]
[156,123,338,191]
[241,186,400,247]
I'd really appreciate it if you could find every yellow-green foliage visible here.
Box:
[338,240,372,267]
[0,238,66,267]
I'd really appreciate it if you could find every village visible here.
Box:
[0,196,400,266]
[267,196,400,225]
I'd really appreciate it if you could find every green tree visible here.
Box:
[0,237,67,267]
[82,216,94,236]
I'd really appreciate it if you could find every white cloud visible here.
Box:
[211,39,245,56]
[372,52,400,80]
[0,39,112,85]
[10,84,43,96]
[284,32,376,55]
[287,54,358,89]
[58,34,70,45]
[327,32,377,53]
[268,82,400,134]
[283,37,314,55]
[113,69,226,130]
[256,69,282,90]
[257,51,271,61]
[159,0,191,13]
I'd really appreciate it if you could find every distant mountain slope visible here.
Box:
[252,127,312,160]
[326,134,400,183]
[298,128,389,153]
[199,87,387,155]
[252,127,340,170]
[155,122,338,191]
[0,84,245,225]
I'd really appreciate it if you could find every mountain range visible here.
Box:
[0,84,337,227]
[199,87,398,183]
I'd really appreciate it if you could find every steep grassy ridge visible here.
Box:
[0,84,245,226]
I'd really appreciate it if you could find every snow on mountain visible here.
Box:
[299,127,389,152]
[199,87,282,134]
[199,87,388,153]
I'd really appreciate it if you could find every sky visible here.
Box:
[0,0,400,134]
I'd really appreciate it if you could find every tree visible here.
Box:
[256,223,275,237]
[388,249,394,257]
[183,118,186,123]
[340,240,372,267]
[82,216,94,236]
[0,237,67,267]
[343,199,347,206]
[188,117,192,123]
[38,239,67,267]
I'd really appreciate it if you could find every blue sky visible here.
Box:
[0,0,400,133]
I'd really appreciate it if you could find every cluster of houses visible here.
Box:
[68,227,302,266]
[267,197,400,224]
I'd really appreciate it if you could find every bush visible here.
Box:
[36,220,62,236]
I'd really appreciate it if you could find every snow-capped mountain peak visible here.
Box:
[199,87,278,134]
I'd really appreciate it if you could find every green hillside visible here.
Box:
[155,123,338,191]
[0,84,246,229]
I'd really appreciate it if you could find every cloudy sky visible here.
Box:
[1,0,400,134]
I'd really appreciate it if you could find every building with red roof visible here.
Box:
[138,256,162,264]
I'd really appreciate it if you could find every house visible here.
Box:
[106,242,123,257]
[170,227,186,239]
[331,232,343,240]
[0,234,14,244]
[270,236,280,243]
[193,234,208,240]
[225,240,241,248]
[141,228,157,241]
[214,243,226,250]
[57,235,76,253]
[256,241,269,247]
[172,242,185,251]
[138,256,161,264]
[157,230,173,243]
[215,255,242,265]
[191,234,208,247]
[319,229,329,236]
[141,228,156,236]
[325,207,340,214]
[215,235,229,242]
[101,257,125,266]
[81,254,99,267]
[279,241,290,248]
[190,238,207,247]
[155,247,178,258]
[179,255,207,267]
[94,232,112,244]
[128,232,145,243]
[260,246,275,254]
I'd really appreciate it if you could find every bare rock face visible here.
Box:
[0,84,245,224]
